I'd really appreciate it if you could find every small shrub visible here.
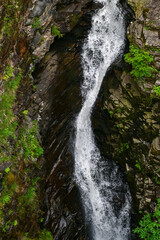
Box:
[124,45,157,80]
[133,198,160,239]
[39,229,54,240]
[153,85,160,96]
[13,220,18,226]
[1,1,22,37]
[135,160,141,171]
[51,26,63,38]
[32,17,42,29]
[24,187,36,204]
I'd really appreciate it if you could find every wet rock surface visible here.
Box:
[24,0,100,61]
[27,0,159,238]
[32,0,137,239]
[98,0,160,231]
[33,2,99,239]
[0,0,138,239]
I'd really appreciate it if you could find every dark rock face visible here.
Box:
[25,0,101,60]
[33,2,98,239]
[32,0,134,239]
[101,0,160,232]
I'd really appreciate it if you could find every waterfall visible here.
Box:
[74,0,131,239]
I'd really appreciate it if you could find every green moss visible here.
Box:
[0,64,53,238]
[0,66,22,148]
[17,120,43,161]
[70,14,80,28]
[24,229,54,240]
[39,229,54,240]
[0,0,22,37]
[144,26,152,30]
[128,0,151,18]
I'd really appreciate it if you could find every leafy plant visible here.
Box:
[13,220,18,226]
[135,160,141,171]
[5,167,10,174]
[0,66,22,146]
[133,198,160,239]
[3,16,14,36]
[153,85,160,96]
[24,187,36,204]
[22,110,28,115]
[118,143,129,154]
[154,177,160,185]
[1,194,12,205]
[124,45,157,80]
[32,17,42,29]
[39,229,54,240]
[0,4,53,239]
[109,110,114,117]
[18,121,43,161]
[51,26,63,38]
[1,1,22,37]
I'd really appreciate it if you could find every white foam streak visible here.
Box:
[74,0,131,239]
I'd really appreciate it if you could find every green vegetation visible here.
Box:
[144,26,152,30]
[0,65,22,151]
[153,177,160,185]
[32,17,43,29]
[39,229,53,240]
[24,229,53,240]
[118,142,129,154]
[0,64,53,238]
[17,120,43,161]
[0,1,53,239]
[108,110,114,117]
[135,160,141,171]
[133,198,160,239]
[70,14,80,28]
[124,45,157,80]
[0,0,22,37]
[3,16,14,36]
[153,85,160,96]
[150,48,160,53]
[51,26,63,38]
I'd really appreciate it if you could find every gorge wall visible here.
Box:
[0,0,159,239]
[100,0,160,224]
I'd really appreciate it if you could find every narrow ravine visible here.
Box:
[74,0,131,239]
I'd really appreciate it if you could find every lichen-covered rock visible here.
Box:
[128,0,160,49]
[128,0,151,17]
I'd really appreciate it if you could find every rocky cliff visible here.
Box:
[0,0,99,239]
[101,0,160,232]
[0,0,159,239]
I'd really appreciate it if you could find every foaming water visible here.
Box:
[74,0,131,239]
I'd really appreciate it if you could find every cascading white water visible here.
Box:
[74,0,131,240]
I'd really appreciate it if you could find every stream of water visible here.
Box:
[74,0,131,239]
